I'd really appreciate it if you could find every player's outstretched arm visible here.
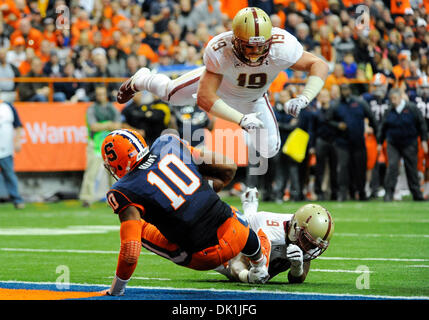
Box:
[285,52,329,117]
[197,70,263,131]
[105,206,143,296]
[194,147,237,192]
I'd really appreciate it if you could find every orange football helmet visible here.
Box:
[101,129,149,180]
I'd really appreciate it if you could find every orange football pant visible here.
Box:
[140,213,250,271]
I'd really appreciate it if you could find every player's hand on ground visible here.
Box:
[239,112,264,132]
[284,95,309,118]
[248,265,270,284]
[286,244,303,267]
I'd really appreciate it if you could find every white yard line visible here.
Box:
[335,233,429,238]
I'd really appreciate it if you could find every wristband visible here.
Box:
[109,274,129,296]
[210,99,243,124]
[301,75,325,102]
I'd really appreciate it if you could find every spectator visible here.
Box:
[324,63,348,91]
[401,30,421,61]
[313,88,338,200]
[341,52,357,79]
[186,0,224,36]
[86,51,117,101]
[79,85,121,207]
[106,46,126,78]
[0,47,20,103]
[295,22,315,51]
[378,88,428,201]
[43,50,62,77]
[392,53,411,88]
[54,62,88,102]
[0,20,13,48]
[329,83,378,201]
[141,20,161,52]
[271,87,302,203]
[333,25,355,63]
[17,56,51,102]
[10,18,43,53]
[6,36,26,68]
[149,0,176,34]
[121,92,171,146]
[0,99,25,209]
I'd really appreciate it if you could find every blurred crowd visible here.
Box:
[0,0,429,204]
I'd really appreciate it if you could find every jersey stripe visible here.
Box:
[167,77,200,101]
[115,130,144,153]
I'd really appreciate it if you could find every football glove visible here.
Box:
[107,274,129,296]
[284,95,309,118]
[239,112,264,132]
[286,244,303,267]
[248,265,270,284]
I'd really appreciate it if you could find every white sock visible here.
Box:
[133,72,171,100]
[242,201,258,216]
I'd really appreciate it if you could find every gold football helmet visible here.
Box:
[232,7,272,66]
[287,204,334,260]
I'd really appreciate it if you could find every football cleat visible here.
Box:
[117,67,151,104]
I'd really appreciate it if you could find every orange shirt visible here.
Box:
[269,71,288,94]
[0,0,20,26]
[117,34,133,55]
[390,0,411,15]
[219,0,248,19]
[138,43,159,64]
[10,28,44,52]
[18,60,31,76]
[324,74,348,91]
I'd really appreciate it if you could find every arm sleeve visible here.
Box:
[115,219,143,280]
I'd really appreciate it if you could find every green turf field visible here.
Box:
[0,198,428,299]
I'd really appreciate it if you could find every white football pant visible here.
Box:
[132,66,281,159]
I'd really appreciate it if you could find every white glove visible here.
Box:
[248,255,270,284]
[107,274,129,296]
[284,95,309,118]
[286,244,303,267]
[248,265,270,284]
[239,112,264,131]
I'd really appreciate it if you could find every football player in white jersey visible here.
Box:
[215,194,334,283]
[117,7,328,160]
